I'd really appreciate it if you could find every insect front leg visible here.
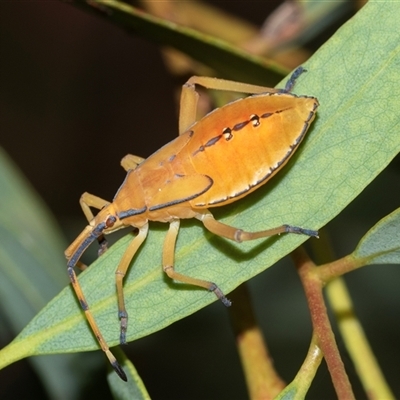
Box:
[198,212,318,242]
[67,263,128,381]
[66,217,128,381]
[162,219,232,307]
[115,223,149,344]
[80,192,111,257]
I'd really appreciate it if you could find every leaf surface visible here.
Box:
[0,149,87,399]
[1,0,400,364]
[352,208,400,265]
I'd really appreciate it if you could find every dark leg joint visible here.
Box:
[79,299,89,311]
[209,283,232,307]
[119,311,128,345]
[67,266,76,284]
[284,224,319,238]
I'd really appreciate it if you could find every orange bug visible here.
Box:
[65,66,319,381]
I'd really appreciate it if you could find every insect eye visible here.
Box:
[105,215,117,228]
[222,127,233,141]
[250,114,260,127]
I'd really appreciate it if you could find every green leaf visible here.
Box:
[276,386,298,400]
[2,0,400,368]
[0,148,86,399]
[0,149,147,396]
[107,348,151,400]
[352,208,400,265]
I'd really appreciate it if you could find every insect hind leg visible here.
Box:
[281,66,307,93]
[198,212,318,243]
[162,219,232,307]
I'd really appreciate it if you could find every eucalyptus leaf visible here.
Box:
[1,0,400,372]
[276,386,298,400]
[107,348,151,400]
[352,208,400,265]
[0,148,85,399]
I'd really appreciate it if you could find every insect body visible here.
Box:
[65,66,319,381]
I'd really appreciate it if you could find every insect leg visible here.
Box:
[66,222,127,381]
[198,212,318,242]
[68,266,127,380]
[179,76,280,135]
[179,67,307,134]
[185,76,281,95]
[162,220,232,307]
[179,80,200,135]
[80,192,110,222]
[80,192,110,256]
[283,66,306,93]
[115,223,149,345]
[120,154,145,171]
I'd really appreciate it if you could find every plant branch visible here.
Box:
[277,333,323,399]
[292,246,355,399]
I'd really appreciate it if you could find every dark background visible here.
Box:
[1,1,399,399]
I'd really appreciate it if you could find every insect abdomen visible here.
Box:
[185,93,319,207]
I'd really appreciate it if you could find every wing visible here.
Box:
[147,173,213,212]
